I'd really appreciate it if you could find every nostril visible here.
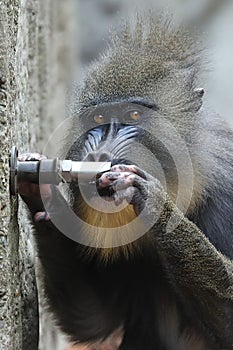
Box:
[86,152,111,162]
[99,152,111,162]
[86,153,96,162]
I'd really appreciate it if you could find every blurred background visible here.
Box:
[75,0,233,124]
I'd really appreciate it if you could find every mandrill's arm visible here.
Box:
[18,154,124,350]
[155,200,233,347]
[155,200,233,300]
[99,164,233,347]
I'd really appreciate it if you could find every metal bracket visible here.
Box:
[9,146,111,196]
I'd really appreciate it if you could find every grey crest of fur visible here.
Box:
[77,14,204,118]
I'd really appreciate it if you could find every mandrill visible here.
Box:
[20,15,233,350]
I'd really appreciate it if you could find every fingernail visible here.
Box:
[34,212,50,223]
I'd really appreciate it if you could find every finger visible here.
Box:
[113,187,135,205]
[110,175,135,192]
[114,187,146,215]
[130,189,146,215]
[97,172,132,188]
[18,152,47,161]
[110,174,148,199]
[34,211,51,223]
[111,164,148,180]
[40,184,52,202]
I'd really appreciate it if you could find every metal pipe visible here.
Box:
[9,146,111,195]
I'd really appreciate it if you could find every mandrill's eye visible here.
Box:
[94,114,106,124]
[123,110,142,124]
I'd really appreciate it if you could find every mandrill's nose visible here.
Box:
[86,151,111,162]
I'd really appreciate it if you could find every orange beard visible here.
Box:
[74,195,146,263]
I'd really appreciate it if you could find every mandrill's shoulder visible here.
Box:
[188,113,233,259]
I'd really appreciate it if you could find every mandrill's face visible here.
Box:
[66,100,193,214]
[66,100,168,190]
[67,101,149,163]
[60,101,163,258]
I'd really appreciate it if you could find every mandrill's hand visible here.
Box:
[97,164,166,217]
[17,152,52,222]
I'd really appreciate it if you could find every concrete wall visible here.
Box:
[0,1,75,349]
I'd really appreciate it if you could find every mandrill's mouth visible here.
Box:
[96,185,115,199]
[72,157,140,254]
[77,158,135,201]
[96,158,135,199]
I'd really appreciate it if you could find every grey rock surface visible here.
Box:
[0,0,75,349]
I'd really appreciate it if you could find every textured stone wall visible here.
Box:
[0,1,75,349]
